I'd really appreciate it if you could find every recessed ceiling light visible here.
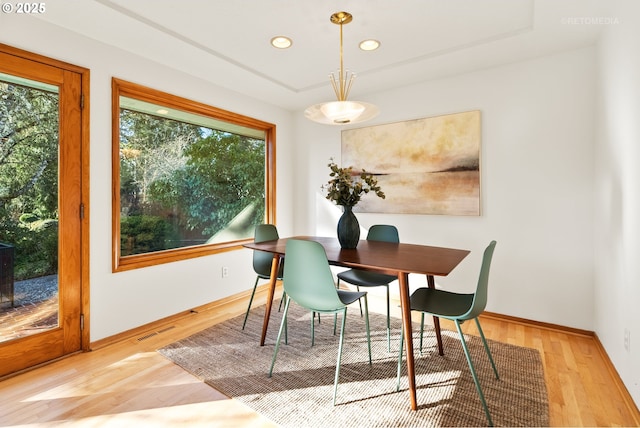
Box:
[271,36,292,49]
[156,109,169,115]
[359,39,380,51]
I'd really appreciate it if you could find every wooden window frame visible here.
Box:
[111,78,276,272]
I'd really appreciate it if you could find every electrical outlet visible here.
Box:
[221,266,229,278]
[624,328,630,352]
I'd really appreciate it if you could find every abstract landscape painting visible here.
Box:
[341,110,481,215]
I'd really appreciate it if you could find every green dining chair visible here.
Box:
[242,224,285,330]
[337,224,399,351]
[269,239,372,406]
[396,240,499,426]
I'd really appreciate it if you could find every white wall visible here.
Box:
[1,16,296,341]
[297,47,597,330]
[594,0,640,406]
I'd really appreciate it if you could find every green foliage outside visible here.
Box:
[0,75,265,280]
[1,76,267,277]
[120,215,180,255]
[119,109,266,256]
[0,80,59,280]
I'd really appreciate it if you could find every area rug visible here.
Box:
[158,301,549,427]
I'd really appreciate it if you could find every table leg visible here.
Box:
[260,254,281,346]
[427,274,444,356]
[398,272,417,410]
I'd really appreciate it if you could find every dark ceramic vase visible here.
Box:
[337,205,360,249]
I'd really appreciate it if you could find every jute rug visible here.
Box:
[158,301,549,427]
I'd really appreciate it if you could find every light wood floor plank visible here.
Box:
[0,284,638,427]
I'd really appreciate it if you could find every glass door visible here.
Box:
[0,48,85,376]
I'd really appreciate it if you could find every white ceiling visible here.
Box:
[34,0,607,110]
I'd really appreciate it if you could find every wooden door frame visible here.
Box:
[0,43,90,351]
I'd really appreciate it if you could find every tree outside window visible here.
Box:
[0,75,59,281]
[112,79,276,271]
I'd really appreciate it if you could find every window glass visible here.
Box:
[113,80,275,271]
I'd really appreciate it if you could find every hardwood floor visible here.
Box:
[1,283,638,427]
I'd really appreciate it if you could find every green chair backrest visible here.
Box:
[283,239,344,312]
[367,224,399,243]
[463,240,497,320]
[253,224,282,278]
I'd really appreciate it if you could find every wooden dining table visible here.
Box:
[243,235,470,411]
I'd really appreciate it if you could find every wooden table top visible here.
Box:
[244,235,470,277]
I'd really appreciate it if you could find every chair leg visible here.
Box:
[242,276,260,330]
[333,307,348,406]
[357,285,363,316]
[311,312,316,346]
[362,295,372,365]
[455,320,494,427]
[475,318,499,379]
[385,285,391,351]
[278,291,287,311]
[269,297,291,377]
[396,324,404,391]
[419,312,425,352]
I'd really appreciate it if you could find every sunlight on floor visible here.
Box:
[17,401,277,427]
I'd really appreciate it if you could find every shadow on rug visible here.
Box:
[158,301,549,427]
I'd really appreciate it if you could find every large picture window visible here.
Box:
[112,79,276,272]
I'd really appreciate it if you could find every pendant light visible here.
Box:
[305,11,379,125]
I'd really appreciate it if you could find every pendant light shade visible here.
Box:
[305,12,379,125]
[305,101,379,125]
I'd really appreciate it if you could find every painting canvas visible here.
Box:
[341,110,481,215]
